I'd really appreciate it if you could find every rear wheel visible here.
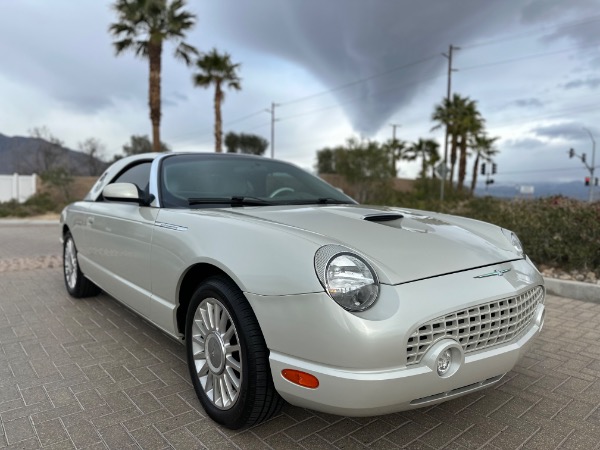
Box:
[185,276,283,429]
[63,232,101,298]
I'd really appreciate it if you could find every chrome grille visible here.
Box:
[406,286,544,366]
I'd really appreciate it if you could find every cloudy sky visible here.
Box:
[1,0,600,185]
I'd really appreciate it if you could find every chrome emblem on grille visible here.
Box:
[474,268,511,278]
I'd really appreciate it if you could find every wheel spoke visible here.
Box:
[223,324,235,342]
[204,304,215,331]
[193,318,209,337]
[225,367,241,390]
[212,302,223,332]
[225,344,240,355]
[225,355,241,372]
[217,307,228,334]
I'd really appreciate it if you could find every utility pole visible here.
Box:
[390,123,401,141]
[440,44,459,203]
[582,128,596,202]
[265,102,279,159]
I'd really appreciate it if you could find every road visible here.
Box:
[0,223,599,449]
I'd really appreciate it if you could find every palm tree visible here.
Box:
[431,94,484,190]
[109,0,197,151]
[455,99,484,191]
[406,139,440,179]
[469,134,499,193]
[383,138,407,177]
[192,49,242,152]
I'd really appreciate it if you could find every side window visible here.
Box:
[112,162,152,192]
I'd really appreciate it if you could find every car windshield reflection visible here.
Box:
[160,154,356,208]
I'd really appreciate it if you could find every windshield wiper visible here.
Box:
[282,198,355,205]
[188,196,273,207]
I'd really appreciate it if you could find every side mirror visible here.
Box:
[102,183,143,204]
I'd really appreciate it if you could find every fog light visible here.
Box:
[422,339,464,379]
[437,349,453,376]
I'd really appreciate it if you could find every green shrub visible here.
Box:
[0,193,60,217]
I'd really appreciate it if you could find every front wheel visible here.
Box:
[185,277,283,429]
[63,232,101,298]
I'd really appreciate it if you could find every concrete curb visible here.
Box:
[0,219,59,225]
[544,277,600,304]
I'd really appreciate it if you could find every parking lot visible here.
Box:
[0,222,599,449]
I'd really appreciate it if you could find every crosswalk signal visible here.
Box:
[480,163,486,175]
[492,163,497,174]
[585,177,590,186]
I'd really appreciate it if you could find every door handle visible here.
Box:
[87,217,95,226]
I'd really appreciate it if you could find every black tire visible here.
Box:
[185,276,283,429]
[63,232,101,298]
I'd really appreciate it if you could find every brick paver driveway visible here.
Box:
[0,223,599,449]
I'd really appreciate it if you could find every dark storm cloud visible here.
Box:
[202,0,531,135]
[513,98,544,108]
[562,77,600,90]
[203,0,600,135]
[522,0,600,47]
[503,137,546,150]
[531,122,594,140]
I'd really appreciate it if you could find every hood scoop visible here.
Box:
[363,213,404,222]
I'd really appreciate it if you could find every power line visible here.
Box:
[460,41,600,73]
[278,54,438,107]
[460,14,600,50]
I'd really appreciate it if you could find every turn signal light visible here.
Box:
[281,369,319,388]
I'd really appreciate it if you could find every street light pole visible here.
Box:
[583,127,596,202]
[265,102,279,159]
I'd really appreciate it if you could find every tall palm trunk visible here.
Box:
[470,153,480,193]
[449,134,458,186]
[148,41,163,152]
[214,82,223,152]
[457,135,468,192]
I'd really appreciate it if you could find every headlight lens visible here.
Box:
[315,245,380,311]
[502,229,524,255]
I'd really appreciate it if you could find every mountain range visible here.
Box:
[474,181,598,201]
[0,132,104,176]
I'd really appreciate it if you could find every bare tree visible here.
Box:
[28,126,65,173]
[78,138,106,176]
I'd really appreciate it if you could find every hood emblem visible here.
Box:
[474,268,511,278]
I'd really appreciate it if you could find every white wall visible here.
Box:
[0,174,37,203]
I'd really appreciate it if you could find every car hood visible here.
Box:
[229,204,520,285]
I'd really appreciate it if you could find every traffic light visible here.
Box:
[582,153,587,163]
[585,177,590,186]
[596,178,599,186]
[480,163,486,175]
[569,148,574,158]
[492,163,497,174]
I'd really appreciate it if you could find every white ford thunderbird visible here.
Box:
[60,152,545,429]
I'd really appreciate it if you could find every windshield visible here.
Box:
[160,154,356,208]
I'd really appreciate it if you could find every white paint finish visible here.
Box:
[246,258,544,370]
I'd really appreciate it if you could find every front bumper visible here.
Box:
[246,258,544,416]
[267,313,541,416]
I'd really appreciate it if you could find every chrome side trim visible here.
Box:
[156,222,188,232]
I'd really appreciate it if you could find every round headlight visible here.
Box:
[315,245,380,312]
[502,229,524,255]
